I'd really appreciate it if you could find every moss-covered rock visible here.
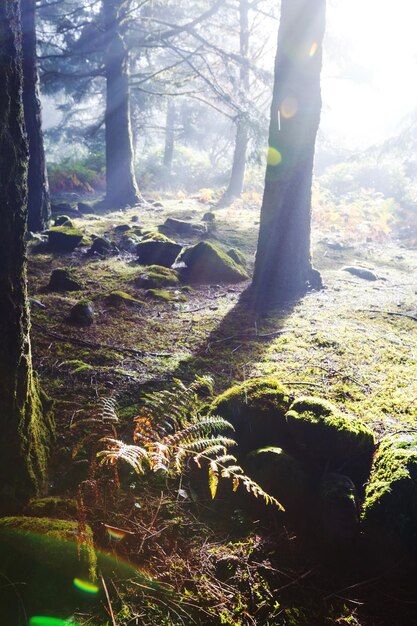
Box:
[0,516,97,619]
[227,248,247,267]
[145,288,185,302]
[180,241,248,283]
[141,229,173,242]
[106,290,144,307]
[318,473,359,545]
[48,226,84,252]
[159,217,207,236]
[285,397,375,484]
[211,377,291,454]
[87,236,114,256]
[362,434,417,555]
[69,300,94,326]
[54,215,74,227]
[136,240,182,267]
[26,496,78,518]
[48,268,84,292]
[113,223,131,233]
[135,265,180,289]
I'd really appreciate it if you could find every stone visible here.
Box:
[179,241,248,283]
[318,472,359,544]
[54,215,73,227]
[77,201,94,214]
[362,434,417,557]
[51,202,79,217]
[47,226,84,252]
[211,377,292,455]
[119,234,141,253]
[227,248,247,267]
[135,265,179,289]
[202,211,216,222]
[136,240,182,267]
[285,397,375,485]
[48,268,83,292]
[114,223,132,233]
[87,236,114,256]
[69,301,94,326]
[159,217,207,236]
[342,266,378,281]
[106,291,144,307]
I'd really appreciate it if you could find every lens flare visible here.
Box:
[309,41,318,57]
[280,97,298,119]
[73,578,100,594]
[105,525,126,541]
[267,147,282,167]
[29,615,76,626]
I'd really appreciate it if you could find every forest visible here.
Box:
[1,0,417,624]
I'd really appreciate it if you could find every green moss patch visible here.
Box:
[362,434,417,555]
[285,397,375,485]
[135,265,180,289]
[145,288,185,302]
[26,497,78,518]
[106,290,144,307]
[180,241,249,283]
[211,377,291,454]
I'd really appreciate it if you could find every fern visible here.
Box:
[96,377,284,510]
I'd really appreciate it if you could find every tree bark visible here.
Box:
[22,0,51,233]
[0,0,53,510]
[103,0,140,208]
[252,0,325,309]
[220,0,250,205]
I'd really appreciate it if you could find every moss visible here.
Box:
[362,434,417,554]
[145,288,185,302]
[106,290,144,307]
[135,265,179,289]
[47,226,84,251]
[62,359,94,374]
[285,397,375,485]
[211,377,292,454]
[26,497,78,518]
[180,241,249,283]
[141,229,175,243]
[227,248,247,267]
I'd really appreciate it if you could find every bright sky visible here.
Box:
[322,0,417,149]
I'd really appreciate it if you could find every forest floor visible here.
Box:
[27,194,417,626]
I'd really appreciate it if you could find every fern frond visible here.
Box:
[208,461,219,499]
[97,438,148,474]
[185,437,237,453]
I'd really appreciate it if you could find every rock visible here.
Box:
[145,289,185,302]
[362,434,417,557]
[227,248,247,267]
[159,217,207,236]
[27,231,47,243]
[179,241,248,283]
[246,447,308,514]
[202,211,216,222]
[318,472,359,544]
[0,516,96,619]
[77,201,94,213]
[131,215,139,222]
[285,397,375,485]
[136,240,182,267]
[114,223,131,233]
[54,215,74,227]
[135,265,179,289]
[47,226,84,252]
[48,268,84,292]
[153,201,164,208]
[106,291,144,307]
[342,266,378,281]
[210,377,292,455]
[29,297,47,309]
[51,202,79,216]
[119,234,141,253]
[87,236,114,256]
[69,300,94,326]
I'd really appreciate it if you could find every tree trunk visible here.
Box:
[163,99,176,176]
[103,0,140,208]
[252,0,325,309]
[220,0,250,205]
[22,0,51,233]
[0,0,53,510]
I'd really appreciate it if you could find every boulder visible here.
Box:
[69,301,94,326]
[48,268,84,292]
[87,236,114,256]
[48,226,84,252]
[51,202,79,217]
[54,215,74,227]
[105,291,144,307]
[135,265,179,289]
[119,233,141,253]
[159,217,207,236]
[210,377,291,454]
[179,242,248,283]
[77,201,94,214]
[362,434,417,556]
[227,248,247,267]
[114,223,131,233]
[136,240,182,267]
[202,211,216,222]
[285,397,375,485]
[342,266,378,281]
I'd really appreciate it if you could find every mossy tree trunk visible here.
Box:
[22,0,51,233]
[252,0,325,309]
[220,0,250,205]
[0,0,53,510]
[103,0,140,208]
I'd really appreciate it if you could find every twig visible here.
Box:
[209,328,290,346]
[32,322,172,358]
[361,309,417,323]
[101,574,117,626]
